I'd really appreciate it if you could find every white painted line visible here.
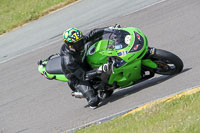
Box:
[127,0,168,16]
[0,38,62,64]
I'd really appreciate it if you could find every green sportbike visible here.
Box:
[38,26,183,100]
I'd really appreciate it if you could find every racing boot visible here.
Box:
[85,69,101,81]
[75,80,100,108]
[86,90,99,108]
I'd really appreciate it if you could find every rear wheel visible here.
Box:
[152,49,183,75]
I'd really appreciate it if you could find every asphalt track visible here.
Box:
[0,0,162,63]
[0,0,200,132]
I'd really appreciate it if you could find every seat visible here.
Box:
[46,56,63,74]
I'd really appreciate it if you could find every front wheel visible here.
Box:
[152,49,183,75]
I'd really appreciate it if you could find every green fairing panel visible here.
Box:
[86,27,151,87]
[38,63,68,82]
[86,27,149,68]
[54,74,68,82]
[109,60,142,88]
[118,27,149,62]
[142,59,158,69]
[87,40,117,68]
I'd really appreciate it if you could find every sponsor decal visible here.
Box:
[129,31,144,53]
[117,49,128,57]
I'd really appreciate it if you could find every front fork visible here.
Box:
[139,47,158,81]
[144,47,156,59]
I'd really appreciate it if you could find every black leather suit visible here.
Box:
[60,28,106,107]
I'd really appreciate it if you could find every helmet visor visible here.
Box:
[73,39,84,51]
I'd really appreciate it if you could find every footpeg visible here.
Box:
[71,92,84,99]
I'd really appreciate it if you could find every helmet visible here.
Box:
[63,28,84,51]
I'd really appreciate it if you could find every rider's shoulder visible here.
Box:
[60,44,70,54]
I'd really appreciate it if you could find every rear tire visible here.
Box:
[152,49,183,75]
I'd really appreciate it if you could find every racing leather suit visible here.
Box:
[60,28,107,107]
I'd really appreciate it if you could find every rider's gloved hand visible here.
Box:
[114,24,121,28]
[104,24,121,33]
[84,63,112,81]
[97,63,110,74]
[104,27,114,32]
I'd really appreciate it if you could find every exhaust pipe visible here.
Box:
[71,92,84,99]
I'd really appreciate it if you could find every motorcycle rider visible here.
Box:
[60,27,112,108]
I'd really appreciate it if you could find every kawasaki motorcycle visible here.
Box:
[38,27,183,100]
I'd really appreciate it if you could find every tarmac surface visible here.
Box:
[0,0,200,132]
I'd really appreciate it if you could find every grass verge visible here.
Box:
[76,91,200,133]
[0,0,77,35]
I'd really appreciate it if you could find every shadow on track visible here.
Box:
[97,68,191,108]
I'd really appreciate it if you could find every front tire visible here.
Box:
[152,49,183,75]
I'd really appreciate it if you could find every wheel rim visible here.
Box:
[154,59,176,75]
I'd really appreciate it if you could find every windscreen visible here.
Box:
[111,30,130,50]
[103,29,131,50]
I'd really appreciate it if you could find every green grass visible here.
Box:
[76,92,200,133]
[0,0,77,35]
